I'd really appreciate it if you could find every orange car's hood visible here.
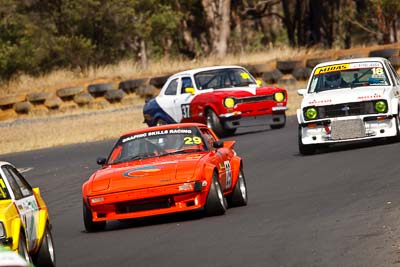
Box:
[89,153,206,195]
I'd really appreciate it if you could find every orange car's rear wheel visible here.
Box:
[227,167,248,207]
[83,201,106,232]
[204,173,227,216]
[33,223,56,267]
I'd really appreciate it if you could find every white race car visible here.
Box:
[297,57,400,155]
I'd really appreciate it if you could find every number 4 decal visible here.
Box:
[181,104,191,119]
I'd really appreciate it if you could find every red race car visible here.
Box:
[82,123,247,232]
[143,66,288,137]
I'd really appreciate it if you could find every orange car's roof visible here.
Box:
[121,123,207,138]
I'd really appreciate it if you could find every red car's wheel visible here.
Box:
[83,201,106,232]
[206,109,224,137]
[204,173,227,216]
[228,167,248,207]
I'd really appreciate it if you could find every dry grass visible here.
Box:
[0,46,318,97]
[0,106,147,155]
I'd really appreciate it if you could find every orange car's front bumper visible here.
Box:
[87,181,208,221]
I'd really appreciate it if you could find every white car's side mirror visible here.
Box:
[297,89,307,96]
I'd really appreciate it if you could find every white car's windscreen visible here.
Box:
[308,61,390,93]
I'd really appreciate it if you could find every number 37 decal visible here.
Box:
[181,104,191,119]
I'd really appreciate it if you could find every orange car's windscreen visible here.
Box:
[108,127,208,164]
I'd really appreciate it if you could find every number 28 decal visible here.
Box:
[181,104,191,119]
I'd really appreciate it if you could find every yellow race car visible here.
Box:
[0,161,55,267]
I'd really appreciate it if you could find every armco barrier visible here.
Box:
[0,44,399,121]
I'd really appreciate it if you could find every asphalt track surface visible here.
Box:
[3,116,400,267]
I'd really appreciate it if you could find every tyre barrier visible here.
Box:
[26,92,50,105]
[276,60,303,74]
[369,48,399,58]
[119,78,148,93]
[56,86,83,101]
[1,43,399,121]
[87,83,114,97]
[149,75,170,88]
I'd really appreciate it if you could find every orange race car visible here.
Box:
[82,123,247,232]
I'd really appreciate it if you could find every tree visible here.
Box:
[201,0,231,57]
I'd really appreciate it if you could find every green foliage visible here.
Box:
[0,0,398,81]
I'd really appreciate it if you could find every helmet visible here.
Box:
[325,72,341,88]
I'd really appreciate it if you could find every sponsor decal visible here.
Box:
[357,93,382,100]
[240,72,250,79]
[123,165,165,178]
[314,64,349,75]
[123,129,193,143]
[314,62,383,75]
[308,99,332,105]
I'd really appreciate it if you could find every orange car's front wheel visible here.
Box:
[83,201,106,232]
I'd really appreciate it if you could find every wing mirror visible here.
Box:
[185,87,195,94]
[256,79,262,86]
[212,140,224,149]
[97,157,107,165]
[297,89,307,96]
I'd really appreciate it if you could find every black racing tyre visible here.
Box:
[270,115,286,129]
[298,126,316,155]
[206,109,224,137]
[33,224,56,267]
[83,201,106,232]
[369,48,399,58]
[18,231,31,264]
[204,173,227,216]
[227,167,248,207]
